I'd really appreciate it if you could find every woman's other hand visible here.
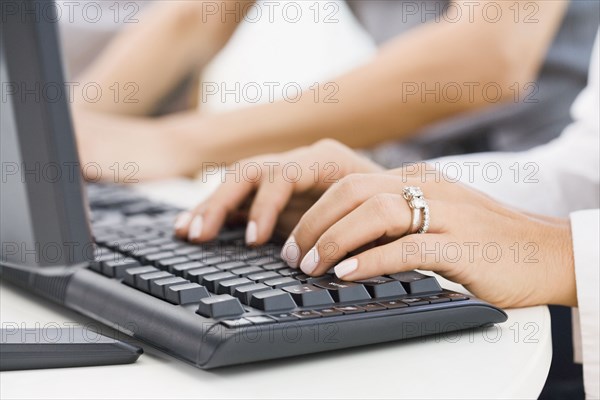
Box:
[174,140,382,261]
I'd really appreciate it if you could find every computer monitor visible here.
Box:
[0,0,93,270]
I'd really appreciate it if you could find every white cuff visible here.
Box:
[571,209,600,399]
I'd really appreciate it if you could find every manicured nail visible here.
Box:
[280,235,300,268]
[174,212,192,231]
[245,221,258,245]
[300,246,319,274]
[334,258,358,279]
[188,215,203,241]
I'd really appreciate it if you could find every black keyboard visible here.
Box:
[77,184,507,368]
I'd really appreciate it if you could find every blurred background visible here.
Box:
[58,0,376,113]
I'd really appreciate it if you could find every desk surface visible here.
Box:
[0,180,552,400]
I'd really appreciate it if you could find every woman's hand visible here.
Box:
[73,108,200,181]
[288,163,576,309]
[174,139,382,246]
[175,139,576,309]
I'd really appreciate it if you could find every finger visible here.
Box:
[174,165,256,242]
[246,174,295,246]
[292,174,407,269]
[331,234,453,281]
[300,195,447,276]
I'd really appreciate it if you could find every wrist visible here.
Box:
[542,221,577,307]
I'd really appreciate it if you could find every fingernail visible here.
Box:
[280,235,300,268]
[188,215,203,241]
[334,258,358,279]
[300,246,319,274]
[174,212,192,231]
[246,221,258,245]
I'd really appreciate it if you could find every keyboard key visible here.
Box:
[159,242,184,251]
[283,284,335,307]
[201,272,236,292]
[130,232,161,242]
[184,266,219,282]
[292,310,321,319]
[427,295,451,304]
[401,297,429,306]
[379,300,408,309]
[165,283,209,304]
[150,277,188,298]
[216,277,253,295]
[317,308,343,317]
[102,258,140,278]
[250,289,297,311]
[334,305,365,314]
[221,318,253,328]
[443,293,469,301]
[362,303,386,312]
[247,256,278,266]
[231,266,263,277]
[196,295,245,319]
[117,241,148,254]
[189,254,229,264]
[89,252,118,272]
[357,276,407,298]
[278,268,300,277]
[313,278,371,302]
[145,251,176,265]
[173,246,203,256]
[215,261,248,271]
[237,249,262,261]
[269,313,299,322]
[294,273,317,283]
[233,283,270,304]
[131,247,163,259]
[262,262,287,271]
[247,271,280,283]
[123,266,158,287]
[155,256,189,270]
[388,271,442,294]
[136,271,173,292]
[245,316,275,325]
[171,261,207,275]
[146,237,172,247]
[263,277,298,289]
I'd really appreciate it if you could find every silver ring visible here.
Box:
[402,186,430,235]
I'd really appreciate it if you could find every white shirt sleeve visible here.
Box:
[431,30,599,218]
[571,209,600,400]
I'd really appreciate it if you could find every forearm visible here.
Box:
[75,1,253,116]
[166,0,566,164]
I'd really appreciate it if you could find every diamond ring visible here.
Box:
[402,186,430,235]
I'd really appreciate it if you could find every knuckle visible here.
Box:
[336,173,367,199]
[313,138,344,150]
[370,193,405,232]
[192,201,208,215]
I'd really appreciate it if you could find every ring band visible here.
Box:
[402,186,430,235]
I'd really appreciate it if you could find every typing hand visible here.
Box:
[174,139,382,247]
[288,162,576,309]
[73,108,199,181]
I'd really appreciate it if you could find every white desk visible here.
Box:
[0,180,552,400]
